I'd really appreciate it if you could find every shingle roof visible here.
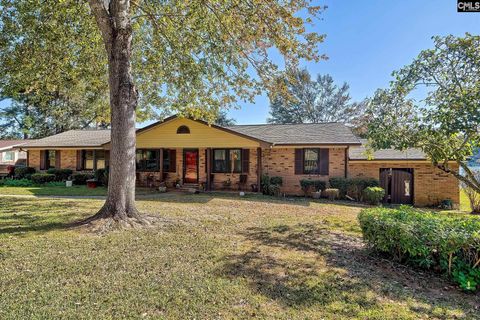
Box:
[227,123,361,145]
[0,140,29,150]
[349,140,427,160]
[22,130,111,148]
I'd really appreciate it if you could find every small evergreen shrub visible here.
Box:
[31,173,56,184]
[300,179,326,196]
[14,167,36,179]
[359,207,480,292]
[261,174,283,196]
[363,187,385,205]
[95,168,109,186]
[72,173,94,185]
[347,177,379,201]
[46,168,73,181]
[323,188,339,200]
[329,177,348,197]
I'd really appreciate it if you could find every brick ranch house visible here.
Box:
[19,116,459,207]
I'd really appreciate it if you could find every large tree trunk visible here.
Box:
[86,0,140,222]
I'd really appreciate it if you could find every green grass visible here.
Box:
[0,186,160,197]
[0,193,478,319]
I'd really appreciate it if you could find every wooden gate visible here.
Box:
[380,168,413,204]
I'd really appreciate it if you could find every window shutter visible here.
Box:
[40,150,46,170]
[241,149,250,173]
[76,150,83,171]
[156,150,161,171]
[319,148,329,175]
[294,149,304,175]
[169,149,176,172]
[105,150,110,168]
[55,150,61,168]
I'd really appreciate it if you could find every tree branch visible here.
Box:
[87,0,113,52]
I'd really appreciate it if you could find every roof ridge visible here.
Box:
[229,122,342,127]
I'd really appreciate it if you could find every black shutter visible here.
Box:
[156,150,161,171]
[319,148,329,175]
[169,149,176,172]
[242,149,250,173]
[76,150,83,171]
[55,150,61,168]
[205,149,208,173]
[105,150,110,168]
[294,149,304,175]
[40,150,46,170]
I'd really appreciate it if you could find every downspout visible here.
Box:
[344,146,349,178]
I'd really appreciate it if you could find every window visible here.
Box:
[163,149,176,172]
[47,150,56,169]
[176,125,190,134]
[81,150,106,170]
[304,148,319,174]
[3,151,14,162]
[136,149,159,171]
[212,149,242,173]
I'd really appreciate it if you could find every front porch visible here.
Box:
[135,147,262,192]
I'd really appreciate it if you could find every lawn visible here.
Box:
[0,185,157,197]
[0,193,478,319]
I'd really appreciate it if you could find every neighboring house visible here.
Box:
[0,140,29,166]
[20,116,459,206]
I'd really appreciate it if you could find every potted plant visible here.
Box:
[86,178,97,189]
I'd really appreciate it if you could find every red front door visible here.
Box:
[184,150,198,183]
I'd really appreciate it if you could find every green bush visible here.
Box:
[95,168,109,186]
[330,177,379,201]
[300,179,326,196]
[1,178,33,187]
[46,168,73,181]
[72,173,94,185]
[359,207,480,292]
[323,188,339,200]
[269,176,283,186]
[261,174,283,196]
[14,167,36,179]
[363,187,385,205]
[31,173,56,184]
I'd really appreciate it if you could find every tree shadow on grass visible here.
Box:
[220,223,480,318]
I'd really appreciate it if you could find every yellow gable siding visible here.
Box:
[136,118,262,148]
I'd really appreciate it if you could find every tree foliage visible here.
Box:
[268,68,366,128]
[366,34,480,195]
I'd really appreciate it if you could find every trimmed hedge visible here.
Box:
[72,173,94,185]
[363,187,385,205]
[329,177,379,201]
[359,206,480,292]
[14,167,36,179]
[46,168,73,181]
[300,179,326,195]
[31,173,56,184]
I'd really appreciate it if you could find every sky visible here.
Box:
[228,0,480,124]
[1,0,479,126]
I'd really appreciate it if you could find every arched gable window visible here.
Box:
[176,125,190,134]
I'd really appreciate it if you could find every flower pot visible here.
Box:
[158,186,167,193]
[86,179,97,189]
[312,191,321,199]
[65,181,73,187]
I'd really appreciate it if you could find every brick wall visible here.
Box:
[262,147,346,195]
[348,161,460,206]
[28,150,41,170]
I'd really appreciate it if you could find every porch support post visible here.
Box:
[159,148,164,183]
[206,148,212,191]
[257,147,262,193]
[344,146,349,178]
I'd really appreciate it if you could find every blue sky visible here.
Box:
[229,0,480,124]
[1,0,479,126]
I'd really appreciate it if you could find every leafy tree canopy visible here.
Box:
[267,68,366,130]
[366,34,480,192]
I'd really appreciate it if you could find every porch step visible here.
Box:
[178,183,200,193]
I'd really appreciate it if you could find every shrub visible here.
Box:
[72,173,94,185]
[95,168,109,186]
[31,173,56,184]
[344,177,379,201]
[329,177,348,197]
[300,179,326,196]
[14,166,36,179]
[363,187,385,205]
[261,174,283,196]
[46,168,73,181]
[462,170,480,214]
[359,207,480,292]
[323,188,339,200]
[2,178,33,187]
[269,176,283,186]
